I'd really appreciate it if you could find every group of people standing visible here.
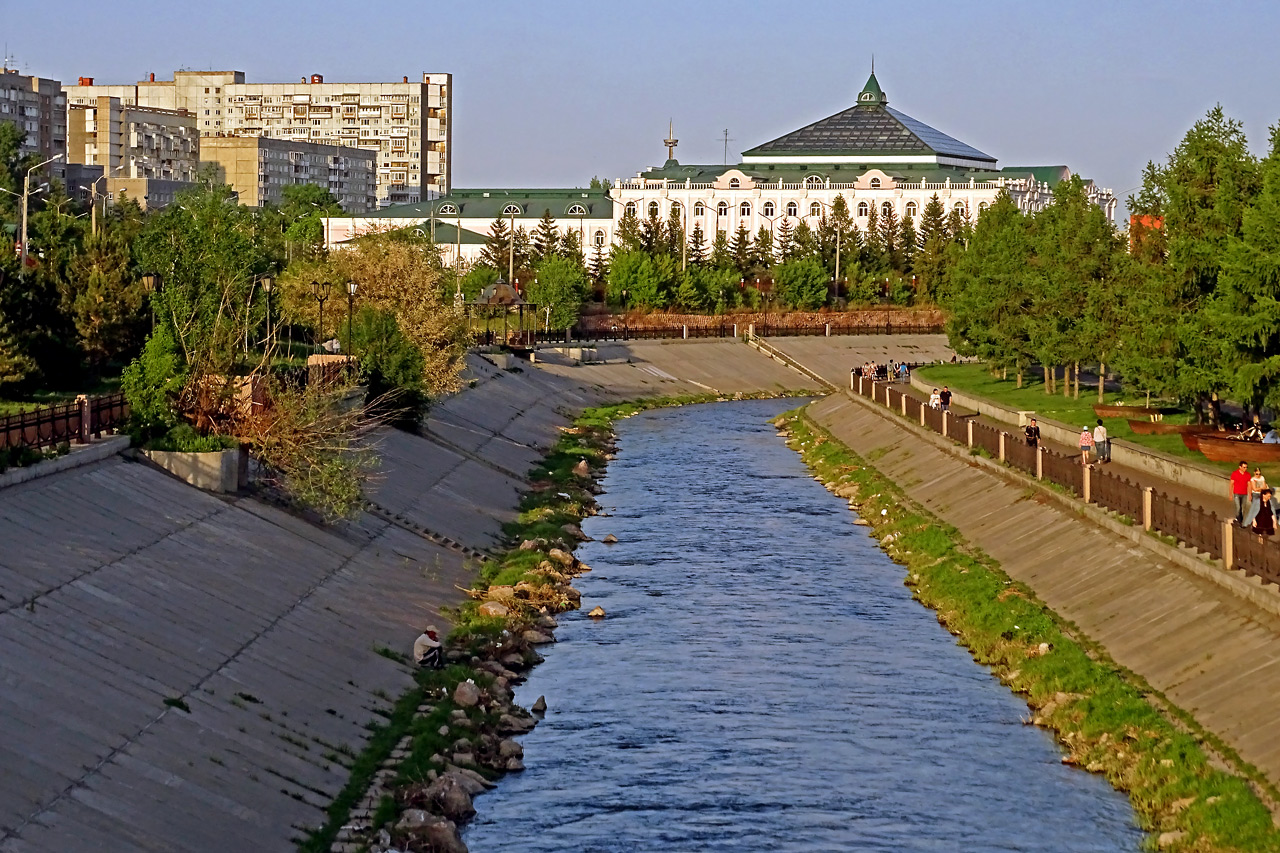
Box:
[1230,462,1278,535]
[852,361,911,383]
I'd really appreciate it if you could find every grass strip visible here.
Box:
[782,405,1280,853]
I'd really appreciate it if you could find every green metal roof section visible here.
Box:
[365,188,613,221]
[337,220,488,245]
[638,160,992,183]
[858,71,887,106]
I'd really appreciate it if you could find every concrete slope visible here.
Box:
[808,392,1280,789]
[0,457,469,852]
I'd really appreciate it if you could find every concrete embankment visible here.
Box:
[805,389,1280,791]
[0,338,809,852]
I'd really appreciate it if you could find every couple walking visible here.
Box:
[1079,420,1111,466]
[1230,462,1278,534]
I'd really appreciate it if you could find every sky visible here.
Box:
[6,0,1280,213]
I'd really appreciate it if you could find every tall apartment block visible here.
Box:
[0,68,67,181]
[67,97,199,182]
[66,70,451,209]
[200,136,376,212]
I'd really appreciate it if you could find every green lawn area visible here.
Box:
[915,363,1249,477]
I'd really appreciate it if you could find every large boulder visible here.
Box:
[522,629,554,645]
[498,713,537,735]
[453,681,482,708]
[561,523,589,541]
[547,548,575,567]
[498,739,524,758]
[572,458,590,478]
[426,775,476,823]
[477,601,509,618]
[395,811,468,853]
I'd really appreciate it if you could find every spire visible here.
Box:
[857,67,887,107]
[663,119,679,162]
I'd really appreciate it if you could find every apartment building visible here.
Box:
[200,135,377,212]
[0,68,67,180]
[67,70,451,208]
[67,97,198,182]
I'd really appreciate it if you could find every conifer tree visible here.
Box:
[687,223,708,265]
[791,220,818,260]
[728,223,753,273]
[879,203,900,270]
[666,206,685,258]
[710,230,733,270]
[913,195,950,299]
[588,244,610,283]
[616,205,643,253]
[531,209,560,263]
[754,226,774,268]
[897,214,917,274]
[480,216,511,271]
[774,218,795,261]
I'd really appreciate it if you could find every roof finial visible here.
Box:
[663,119,679,162]
[871,54,874,74]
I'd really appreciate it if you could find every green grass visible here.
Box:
[0,376,123,416]
[782,408,1280,852]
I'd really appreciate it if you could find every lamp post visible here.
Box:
[262,275,274,353]
[20,153,63,273]
[883,277,892,334]
[621,288,628,340]
[346,280,358,355]
[141,272,160,331]
[80,163,126,238]
[244,273,274,353]
[311,280,332,352]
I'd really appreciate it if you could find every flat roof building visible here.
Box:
[0,68,67,181]
[67,97,198,183]
[200,135,377,212]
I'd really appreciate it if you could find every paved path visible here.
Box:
[808,391,1280,789]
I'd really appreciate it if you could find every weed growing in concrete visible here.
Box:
[163,697,190,713]
[781,409,1280,852]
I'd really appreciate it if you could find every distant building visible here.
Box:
[200,135,377,212]
[67,97,199,183]
[0,68,67,181]
[67,70,451,208]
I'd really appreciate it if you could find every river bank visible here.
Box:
[781,406,1280,851]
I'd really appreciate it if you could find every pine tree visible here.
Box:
[914,194,951,299]
[531,209,560,263]
[640,210,667,255]
[728,223,753,273]
[754,226,774,268]
[897,214,917,274]
[687,223,708,265]
[674,269,705,311]
[791,220,818,260]
[558,227,584,267]
[666,206,685,258]
[918,194,948,246]
[480,216,512,271]
[945,206,972,245]
[710,230,733,269]
[863,206,886,270]
[775,218,795,261]
[588,244,610,284]
[616,205,643,253]
[879,204,900,270]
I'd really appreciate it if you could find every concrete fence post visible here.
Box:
[920,404,926,426]
[748,323,755,339]
[683,325,688,339]
[1143,487,1153,530]
[76,394,91,444]
[1083,465,1091,503]
[1222,520,1234,569]
[967,419,974,448]
[871,381,877,402]
[942,411,949,439]
[1036,446,1043,480]
[998,431,1006,462]
[901,394,907,417]
[825,323,831,337]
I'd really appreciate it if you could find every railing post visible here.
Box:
[733,323,738,339]
[1143,487,1153,530]
[1036,446,1043,480]
[871,381,877,402]
[998,431,1006,463]
[901,394,907,416]
[683,324,688,339]
[1083,464,1091,503]
[748,323,755,339]
[1222,520,1234,570]
[76,394,90,444]
[825,323,831,337]
[920,403,926,426]
[942,411,949,438]
[967,419,974,448]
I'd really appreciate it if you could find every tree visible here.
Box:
[772,257,829,310]
[878,203,900,270]
[753,226,774,269]
[775,218,795,261]
[531,209,560,264]
[65,231,146,370]
[710,229,732,269]
[687,223,708,265]
[863,206,885,270]
[640,209,667,255]
[914,195,949,300]
[897,214,917,274]
[673,269,705,311]
[280,184,343,260]
[728,223,753,273]
[588,244,609,283]
[945,205,972,245]
[616,204,642,253]
[529,254,588,330]
[480,216,512,272]
[607,249,671,309]
[791,220,818,260]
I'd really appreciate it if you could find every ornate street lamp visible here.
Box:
[261,275,274,351]
[311,280,333,352]
[141,272,160,330]
[346,280,358,355]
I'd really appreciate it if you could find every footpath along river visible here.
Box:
[463,398,1142,852]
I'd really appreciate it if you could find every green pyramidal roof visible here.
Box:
[858,71,886,106]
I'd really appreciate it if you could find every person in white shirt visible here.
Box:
[1093,419,1110,463]
[928,388,941,409]
[414,625,443,669]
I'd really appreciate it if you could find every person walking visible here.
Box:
[1079,426,1095,467]
[929,388,941,409]
[1025,418,1041,447]
[1093,419,1110,463]
[1251,487,1278,536]
[1230,461,1251,525]
[1242,467,1269,527]
[939,386,953,413]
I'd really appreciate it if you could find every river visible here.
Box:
[463,398,1141,852]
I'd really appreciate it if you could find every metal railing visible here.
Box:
[1,390,130,453]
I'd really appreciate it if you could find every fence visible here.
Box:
[754,322,944,337]
[842,380,1280,583]
[1,390,130,453]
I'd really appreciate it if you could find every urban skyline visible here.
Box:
[6,0,1279,216]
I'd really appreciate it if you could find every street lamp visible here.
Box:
[808,198,845,301]
[80,163,127,237]
[346,280,358,356]
[244,273,274,354]
[262,275,274,352]
[311,280,333,352]
[20,153,63,273]
[141,272,160,330]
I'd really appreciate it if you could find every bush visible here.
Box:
[121,326,185,438]
[143,423,239,453]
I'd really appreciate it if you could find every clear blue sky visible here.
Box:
[8,0,1280,209]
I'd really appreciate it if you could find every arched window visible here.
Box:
[647,201,659,218]
[439,203,457,215]
[717,201,729,217]
[954,202,967,214]
[785,201,798,217]
[502,203,522,215]
[882,202,894,218]
[566,204,587,216]
[625,202,637,217]
[694,201,705,216]
[978,202,989,213]
[857,201,869,217]
[671,203,681,218]
[729,178,741,189]
[905,201,917,218]
[740,202,752,217]
[805,175,824,187]
[869,177,881,189]
[593,230,605,246]
[808,202,820,217]
[762,201,775,217]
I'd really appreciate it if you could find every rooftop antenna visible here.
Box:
[663,119,678,161]
[2,45,16,72]
[719,129,735,165]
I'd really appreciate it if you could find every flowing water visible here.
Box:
[464,398,1141,852]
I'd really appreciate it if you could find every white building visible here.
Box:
[324,72,1115,259]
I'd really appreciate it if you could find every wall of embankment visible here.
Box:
[806,389,1280,792]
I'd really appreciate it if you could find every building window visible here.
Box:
[857,201,869,217]
[809,202,821,217]
[502,203,522,215]
[717,201,728,217]
[869,177,881,188]
[905,201,917,218]
[625,201,637,217]
[594,230,605,247]
[785,201,798,217]
[439,203,457,215]
[762,201,775,217]
[694,201,705,216]
[647,201,659,217]
[740,202,751,217]
[978,202,989,213]
[728,178,740,189]
[954,202,966,214]
[881,202,893,218]
[566,203,587,216]
[805,175,824,187]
